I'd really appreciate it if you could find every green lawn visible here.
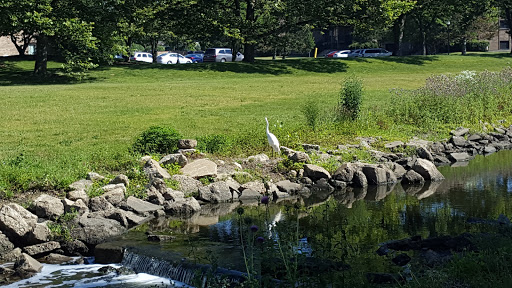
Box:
[0,53,510,195]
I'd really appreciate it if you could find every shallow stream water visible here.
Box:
[5,151,512,287]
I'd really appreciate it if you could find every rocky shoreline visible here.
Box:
[1,124,512,283]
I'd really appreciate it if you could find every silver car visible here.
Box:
[203,48,244,62]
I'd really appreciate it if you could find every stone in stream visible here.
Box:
[14,253,43,279]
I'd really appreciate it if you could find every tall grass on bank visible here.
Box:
[388,68,512,129]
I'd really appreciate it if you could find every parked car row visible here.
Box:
[129,48,244,64]
[324,48,392,58]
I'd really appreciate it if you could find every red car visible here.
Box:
[325,50,339,58]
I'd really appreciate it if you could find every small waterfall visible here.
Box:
[121,249,246,287]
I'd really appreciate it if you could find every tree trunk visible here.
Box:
[126,37,133,62]
[34,34,48,75]
[418,19,426,55]
[10,34,32,56]
[461,37,467,55]
[506,7,512,54]
[392,14,406,56]
[243,0,255,63]
[151,37,157,63]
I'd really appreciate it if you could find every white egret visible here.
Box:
[265,117,280,157]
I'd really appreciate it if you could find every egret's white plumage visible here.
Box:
[265,117,280,156]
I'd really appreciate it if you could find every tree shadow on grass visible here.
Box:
[371,55,439,65]
[0,58,97,86]
[111,58,348,75]
[460,52,512,59]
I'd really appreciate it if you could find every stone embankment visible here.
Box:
[0,124,511,281]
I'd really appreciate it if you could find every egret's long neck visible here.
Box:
[265,119,269,133]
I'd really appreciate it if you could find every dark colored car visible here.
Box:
[185,53,204,63]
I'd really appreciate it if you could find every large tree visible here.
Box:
[450,0,493,55]
[496,0,512,54]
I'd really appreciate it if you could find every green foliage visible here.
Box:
[132,126,182,155]
[47,209,78,242]
[125,167,149,199]
[86,178,110,198]
[302,100,320,131]
[164,178,180,190]
[163,163,181,176]
[467,40,489,52]
[232,171,254,184]
[337,76,363,121]
[276,159,304,174]
[387,68,512,129]
[199,176,215,186]
[196,134,232,154]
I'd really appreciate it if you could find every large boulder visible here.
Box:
[95,242,124,264]
[0,205,33,239]
[0,232,14,255]
[144,159,171,180]
[290,151,311,163]
[72,216,127,245]
[69,179,93,191]
[86,172,105,181]
[23,241,61,257]
[159,153,188,167]
[402,170,425,184]
[247,154,270,162]
[450,136,467,147]
[241,181,266,194]
[353,170,368,188]
[208,182,233,202]
[7,203,38,228]
[125,196,163,216]
[62,198,89,215]
[447,152,470,162]
[362,166,389,185]
[178,139,198,149]
[67,189,90,205]
[14,253,42,279]
[33,194,65,220]
[412,159,445,182]
[25,222,51,245]
[171,175,203,195]
[181,159,218,179]
[163,198,201,216]
[276,180,302,194]
[333,163,361,182]
[303,164,331,181]
[102,184,126,206]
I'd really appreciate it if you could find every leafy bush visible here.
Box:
[467,40,489,52]
[132,126,182,155]
[337,76,363,121]
[302,100,320,130]
[196,134,232,154]
[387,68,512,129]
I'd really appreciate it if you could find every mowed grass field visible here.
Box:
[0,53,511,193]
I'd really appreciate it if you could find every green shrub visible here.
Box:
[196,134,232,154]
[132,126,182,155]
[338,76,363,121]
[467,40,489,52]
[302,100,320,130]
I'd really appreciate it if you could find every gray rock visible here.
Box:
[241,181,266,194]
[290,151,311,163]
[209,182,232,201]
[67,189,89,205]
[102,184,126,206]
[23,241,60,256]
[311,178,334,194]
[225,178,242,194]
[72,216,127,245]
[384,162,407,179]
[181,159,218,178]
[302,143,320,151]
[412,159,445,182]
[303,164,331,181]
[177,148,197,155]
[1,247,22,262]
[384,141,404,150]
[433,155,451,165]
[171,175,203,195]
[0,232,14,255]
[447,152,470,162]
[89,196,115,212]
[247,154,270,162]
[330,180,347,189]
[416,146,434,162]
[14,253,42,278]
[163,198,201,216]
[483,146,497,155]
[333,163,361,182]
[60,239,89,256]
[146,186,165,205]
[162,189,185,202]
[126,196,163,215]
[159,153,188,167]
[178,139,198,149]
[403,170,425,184]
[109,174,130,187]
[353,171,368,188]
[7,203,37,228]
[280,146,295,157]
[495,127,506,134]
[467,134,482,141]
[86,172,105,181]
[33,194,65,220]
[25,222,51,245]
[238,188,262,202]
[198,186,221,203]
[124,210,148,226]
[362,166,389,185]
[144,159,172,180]
[0,205,33,239]
[62,198,89,215]
[450,127,470,137]
[39,253,73,264]
[69,179,93,191]
[450,136,467,147]
[276,180,302,194]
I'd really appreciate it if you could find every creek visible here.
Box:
[5,151,512,287]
